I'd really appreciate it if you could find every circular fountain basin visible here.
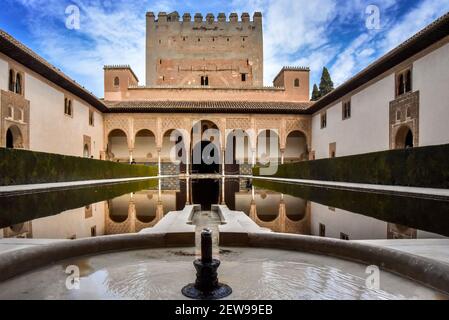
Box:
[0,247,446,300]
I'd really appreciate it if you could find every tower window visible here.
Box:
[241,73,247,82]
[113,77,120,87]
[294,78,300,87]
[201,76,209,86]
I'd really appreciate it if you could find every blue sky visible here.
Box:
[1,0,448,98]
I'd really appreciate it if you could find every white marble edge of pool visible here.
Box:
[244,175,449,198]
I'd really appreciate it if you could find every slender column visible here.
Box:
[157,148,162,176]
[186,147,191,177]
[221,176,226,204]
[251,149,256,167]
[280,149,285,165]
[129,149,134,164]
[221,148,226,176]
[186,177,191,205]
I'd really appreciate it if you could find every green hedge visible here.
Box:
[0,148,158,186]
[253,144,449,189]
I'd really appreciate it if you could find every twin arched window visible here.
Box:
[397,68,412,97]
[8,69,23,95]
[114,77,120,87]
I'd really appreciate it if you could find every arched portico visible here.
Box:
[134,129,157,164]
[107,129,129,162]
[285,130,308,163]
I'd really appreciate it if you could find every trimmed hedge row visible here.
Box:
[0,148,158,186]
[253,144,449,189]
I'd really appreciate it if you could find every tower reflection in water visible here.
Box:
[1,177,431,241]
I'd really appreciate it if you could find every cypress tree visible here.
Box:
[311,84,320,101]
[319,67,334,97]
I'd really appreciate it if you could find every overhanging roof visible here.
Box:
[0,29,108,113]
[105,100,313,114]
[308,12,449,114]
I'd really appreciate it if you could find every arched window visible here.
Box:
[406,107,411,118]
[398,74,405,96]
[405,70,412,93]
[15,73,22,94]
[201,76,209,86]
[294,78,300,87]
[114,77,120,87]
[396,111,401,122]
[7,105,13,119]
[16,109,23,122]
[8,69,15,92]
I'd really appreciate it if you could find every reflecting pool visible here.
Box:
[0,177,447,241]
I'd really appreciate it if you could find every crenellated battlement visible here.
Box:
[146,11,262,24]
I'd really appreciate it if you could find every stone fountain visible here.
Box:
[182,228,232,300]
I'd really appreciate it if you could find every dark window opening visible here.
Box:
[113,77,120,87]
[321,112,327,129]
[8,69,15,92]
[343,101,351,120]
[241,73,247,82]
[294,78,300,87]
[405,70,412,93]
[397,69,412,97]
[6,128,13,149]
[15,73,22,95]
[201,76,209,86]
[340,233,350,241]
[398,74,405,96]
[405,130,414,149]
[319,224,326,237]
[91,226,97,237]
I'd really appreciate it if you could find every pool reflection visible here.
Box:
[0,177,447,241]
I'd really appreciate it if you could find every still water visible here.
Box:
[0,177,447,241]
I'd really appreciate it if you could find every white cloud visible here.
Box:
[9,0,449,96]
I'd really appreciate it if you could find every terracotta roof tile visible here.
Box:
[105,100,313,114]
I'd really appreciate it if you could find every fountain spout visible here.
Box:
[182,229,232,300]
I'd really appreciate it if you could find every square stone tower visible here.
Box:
[145,12,264,87]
